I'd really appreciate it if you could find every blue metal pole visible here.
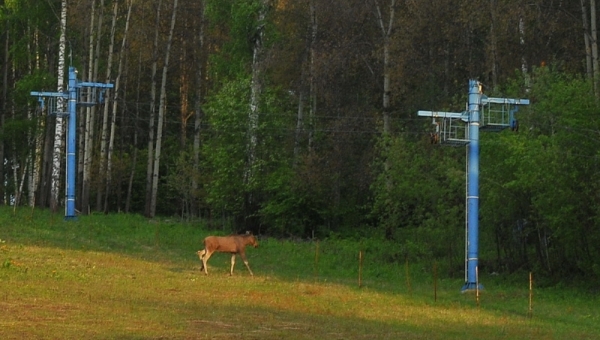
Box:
[462,80,483,291]
[65,67,78,220]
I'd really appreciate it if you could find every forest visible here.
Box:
[1,0,599,282]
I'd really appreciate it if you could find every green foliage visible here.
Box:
[205,0,264,82]
[259,165,329,237]
[369,134,467,277]
[202,78,252,216]
[201,76,296,231]
[480,68,600,280]
[14,70,56,105]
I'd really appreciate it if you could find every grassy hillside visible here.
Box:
[0,207,598,339]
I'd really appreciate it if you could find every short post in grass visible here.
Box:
[528,272,533,318]
[314,240,319,279]
[433,261,438,302]
[358,250,363,288]
[405,258,412,295]
[476,266,480,308]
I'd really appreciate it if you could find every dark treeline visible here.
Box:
[1,0,599,283]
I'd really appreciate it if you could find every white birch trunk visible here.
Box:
[245,0,269,192]
[97,0,120,210]
[11,64,23,206]
[145,0,162,216]
[0,16,7,204]
[50,0,68,213]
[149,0,178,217]
[104,0,132,212]
[29,26,43,207]
[374,0,395,135]
[82,0,97,213]
[373,0,396,193]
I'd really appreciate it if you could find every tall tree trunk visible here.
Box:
[179,19,190,148]
[0,18,8,204]
[373,0,395,136]
[489,0,498,90]
[29,26,43,207]
[591,0,599,96]
[245,0,269,203]
[191,1,206,218]
[144,0,162,217]
[77,0,96,213]
[50,0,68,213]
[308,0,317,153]
[373,0,396,196]
[127,49,143,213]
[519,13,530,91]
[104,0,131,212]
[149,0,179,218]
[11,63,22,206]
[581,0,593,80]
[81,0,106,212]
[293,90,304,163]
[97,0,120,211]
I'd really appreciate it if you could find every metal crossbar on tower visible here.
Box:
[31,66,113,220]
[418,80,529,292]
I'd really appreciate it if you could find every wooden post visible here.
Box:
[528,272,533,318]
[405,258,412,294]
[358,250,363,288]
[314,241,319,279]
[476,266,480,308]
[433,262,438,302]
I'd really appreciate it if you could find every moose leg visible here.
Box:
[240,253,254,276]
[201,251,213,275]
[197,250,206,271]
[230,254,236,275]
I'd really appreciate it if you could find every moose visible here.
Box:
[197,233,259,276]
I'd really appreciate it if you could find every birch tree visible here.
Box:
[244,0,270,199]
[373,0,395,135]
[82,0,101,213]
[294,0,317,159]
[50,0,68,213]
[96,0,120,211]
[104,0,132,212]
[1,12,7,204]
[144,0,162,217]
[149,0,179,217]
[372,0,396,195]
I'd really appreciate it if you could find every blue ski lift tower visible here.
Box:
[418,80,529,292]
[31,66,113,220]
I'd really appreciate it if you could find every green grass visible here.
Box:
[0,207,598,339]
